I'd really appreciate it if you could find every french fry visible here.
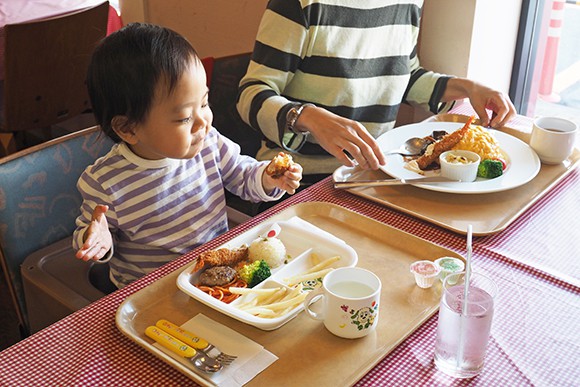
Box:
[279,284,302,301]
[234,286,282,304]
[306,256,340,274]
[310,252,321,266]
[269,292,307,310]
[285,268,333,286]
[232,284,306,318]
[229,253,343,319]
[262,287,288,304]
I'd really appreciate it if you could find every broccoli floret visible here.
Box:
[238,260,271,287]
[477,159,503,179]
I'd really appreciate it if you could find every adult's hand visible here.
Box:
[295,105,386,169]
[466,82,516,128]
[445,78,517,128]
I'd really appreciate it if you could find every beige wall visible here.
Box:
[120,0,268,58]
[420,0,522,93]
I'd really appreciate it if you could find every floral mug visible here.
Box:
[304,267,381,339]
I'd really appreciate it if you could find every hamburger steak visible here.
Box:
[199,266,237,286]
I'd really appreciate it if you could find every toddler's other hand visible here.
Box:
[75,204,113,262]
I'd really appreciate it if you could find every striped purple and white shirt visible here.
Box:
[73,127,283,288]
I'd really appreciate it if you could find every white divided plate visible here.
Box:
[374,122,541,194]
[177,216,358,330]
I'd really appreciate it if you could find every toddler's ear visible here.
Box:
[111,115,138,144]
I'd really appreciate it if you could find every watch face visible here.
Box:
[288,107,299,119]
[287,107,300,128]
[286,104,310,135]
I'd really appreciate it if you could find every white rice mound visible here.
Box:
[248,237,286,269]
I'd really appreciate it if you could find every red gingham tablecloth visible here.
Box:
[0,109,578,386]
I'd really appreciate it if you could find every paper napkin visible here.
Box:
[154,313,277,386]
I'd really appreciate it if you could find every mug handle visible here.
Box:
[303,288,326,321]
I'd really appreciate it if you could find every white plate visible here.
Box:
[369,122,540,194]
[177,216,358,330]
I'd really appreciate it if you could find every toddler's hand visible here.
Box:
[263,162,303,195]
[75,204,113,262]
[276,162,303,194]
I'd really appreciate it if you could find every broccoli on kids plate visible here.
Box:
[238,260,271,287]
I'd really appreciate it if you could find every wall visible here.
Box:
[420,0,523,93]
[120,0,268,58]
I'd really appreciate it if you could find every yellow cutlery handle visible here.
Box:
[156,319,209,350]
[145,326,197,358]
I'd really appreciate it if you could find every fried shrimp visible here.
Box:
[193,246,249,272]
[416,116,475,170]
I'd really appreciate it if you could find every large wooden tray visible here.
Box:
[116,202,462,386]
[338,114,579,236]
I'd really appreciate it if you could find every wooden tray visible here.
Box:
[116,202,463,386]
[338,114,579,236]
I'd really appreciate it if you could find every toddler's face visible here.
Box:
[128,59,213,160]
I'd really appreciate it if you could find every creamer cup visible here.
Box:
[410,260,441,289]
[434,257,465,284]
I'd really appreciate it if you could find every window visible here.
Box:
[511,0,580,126]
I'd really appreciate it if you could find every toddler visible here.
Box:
[73,23,302,288]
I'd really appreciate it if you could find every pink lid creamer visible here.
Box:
[410,260,441,289]
[410,260,440,277]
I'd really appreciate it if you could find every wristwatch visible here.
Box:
[286,103,314,135]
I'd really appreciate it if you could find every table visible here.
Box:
[0,0,123,80]
[0,108,578,386]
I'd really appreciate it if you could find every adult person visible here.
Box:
[236,0,516,177]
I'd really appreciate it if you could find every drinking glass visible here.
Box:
[433,272,498,378]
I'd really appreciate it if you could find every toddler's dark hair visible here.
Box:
[87,23,199,142]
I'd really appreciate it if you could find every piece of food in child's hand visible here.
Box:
[198,266,237,286]
[266,152,293,178]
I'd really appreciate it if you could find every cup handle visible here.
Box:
[303,288,326,321]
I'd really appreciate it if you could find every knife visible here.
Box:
[334,175,454,188]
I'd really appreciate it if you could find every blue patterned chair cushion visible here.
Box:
[0,127,114,324]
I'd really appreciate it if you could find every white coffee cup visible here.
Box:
[303,267,381,339]
[530,117,578,164]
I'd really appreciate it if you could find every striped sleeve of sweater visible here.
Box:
[237,0,453,155]
[72,128,282,287]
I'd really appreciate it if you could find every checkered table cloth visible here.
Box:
[1,108,578,386]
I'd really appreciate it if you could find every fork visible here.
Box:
[156,319,238,365]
